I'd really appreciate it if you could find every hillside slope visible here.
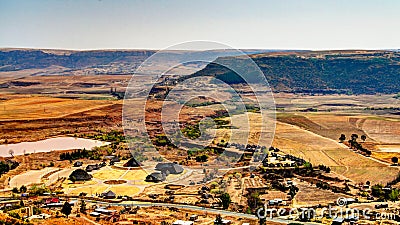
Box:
[193,51,400,94]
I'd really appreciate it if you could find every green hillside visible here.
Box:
[193,51,400,94]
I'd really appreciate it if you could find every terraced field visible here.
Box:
[217,112,399,184]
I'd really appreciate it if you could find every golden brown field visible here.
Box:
[0,96,115,120]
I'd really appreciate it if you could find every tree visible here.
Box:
[12,187,19,193]
[371,184,384,198]
[388,189,399,202]
[361,135,367,142]
[19,185,27,193]
[215,214,223,224]
[351,134,358,141]
[339,134,346,142]
[392,157,399,165]
[61,201,72,218]
[259,217,266,225]
[220,192,231,209]
[80,200,86,213]
[247,191,262,211]
[9,149,14,157]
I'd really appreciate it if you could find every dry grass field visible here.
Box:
[0,96,115,120]
[119,206,259,225]
[1,90,400,204]
[277,112,400,164]
[0,96,122,144]
[294,182,348,207]
[215,112,399,184]
[361,117,400,144]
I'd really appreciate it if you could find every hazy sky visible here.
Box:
[0,0,399,50]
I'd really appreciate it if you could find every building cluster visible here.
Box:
[145,162,184,182]
[262,152,306,168]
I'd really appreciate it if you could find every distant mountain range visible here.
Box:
[193,50,400,94]
[0,49,156,72]
[1,49,399,94]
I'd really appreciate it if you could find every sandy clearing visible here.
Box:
[9,167,58,188]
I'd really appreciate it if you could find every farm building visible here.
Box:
[85,164,99,172]
[145,171,166,182]
[69,169,92,181]
[123,157,141,167]
[101,190,116,199]
[155,162,183,174]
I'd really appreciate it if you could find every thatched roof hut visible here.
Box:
[123,157,141,167]
[155,162,183,175]
[69,169,92,181]
[145,172,166,182]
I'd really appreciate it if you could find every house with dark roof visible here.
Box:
[124,157,141,167]
[69,169,92,181]
[145,172,166,182]
[110,157,120,163]
[74,161,83,167]
[155,162,183,175]
[85,164,99,172]
[101,190,116,199]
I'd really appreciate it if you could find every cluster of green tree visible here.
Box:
[213,118,231,129]
[315,180,350,193]
[245,104,260,113]
[0,160,19,176]
[59,148,94,160]
[271,180,290,192]
[192,53,400,94]
[110,88,124,99]
[297,161,314,175]
[11,185,27,194]
[262,169,294,179]
[269,146,280,152]
[246,191,263,213]
[340,133,371,155]
[153,134,172,146]
[318,164,331,173]
[86,130,125,143]
[220,192,231,209]
[181,123,201,139]
[195,154,208,162]
[288,185,299,199]
[185,101,216,107]
[28,185,50,196]
[371,184,400,201]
